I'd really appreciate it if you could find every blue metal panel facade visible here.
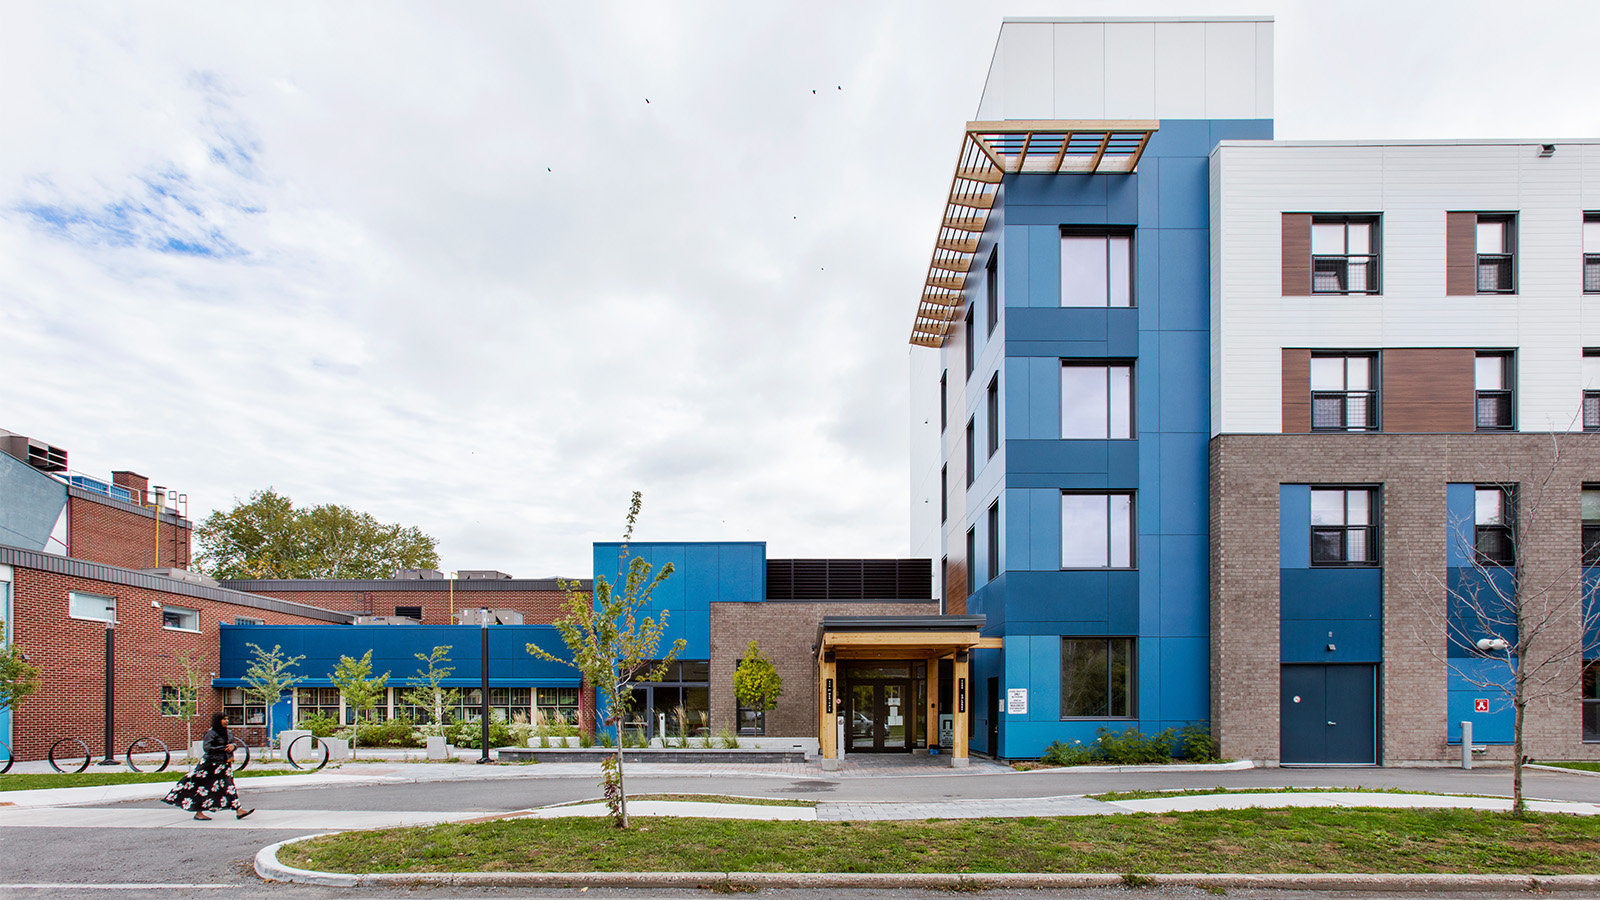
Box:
[590,541,766,662]
[955,118,1273,759]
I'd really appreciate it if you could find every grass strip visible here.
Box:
[281,807,1600,876]
[626,794,815,808]
[1539,761,1600,773]
[0,768,314,791]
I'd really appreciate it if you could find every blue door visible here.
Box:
[1281,664,1377,765]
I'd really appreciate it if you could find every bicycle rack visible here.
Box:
[285,734,330,771]
[124,737,170,773]
[48,738,90,774]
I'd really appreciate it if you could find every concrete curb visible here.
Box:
[1529,763,1600,778]
[1012,759,1258,774]
[254,834,1600,895]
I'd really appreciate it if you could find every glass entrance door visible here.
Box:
[846,680,912,752]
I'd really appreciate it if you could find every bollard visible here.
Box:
[657,713,667,747]
[836,714,846,761]
[1462,720,1473,770]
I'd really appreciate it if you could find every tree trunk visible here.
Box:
[615,739,629,828]
[1513,686,1526,815]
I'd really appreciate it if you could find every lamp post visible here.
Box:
[477,607,491,764]
[98,621,118,765]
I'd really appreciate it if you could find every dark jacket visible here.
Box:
[202,726,232,765]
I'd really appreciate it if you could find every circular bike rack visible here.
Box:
[285,734,330,771]
[124,737,170,773]
[231,743,251,771]
[48,738,91,774]
[0,740,12,775]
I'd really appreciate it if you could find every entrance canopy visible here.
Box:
[813,615,1000,766]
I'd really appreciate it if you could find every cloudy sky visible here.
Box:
[4,1,1597,579]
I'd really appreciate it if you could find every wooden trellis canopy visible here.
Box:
[908,120,1159,348]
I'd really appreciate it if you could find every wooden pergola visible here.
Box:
[908,120,1159,348]
[814,615,1001,768]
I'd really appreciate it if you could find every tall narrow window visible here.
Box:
[1060,231,1133,307]
[1311,216,1379,294]
[1584,486,1600,566]
[940,465,948,523]
[1584,661,1600,742]
[1310,354,1377,431]
[1475,485,1515,566]
[987,501,1000,582]
[964,306,975,380]
[965,418,975,487]
[1060,637,1133,718]
[1585,214,1600,294]
[1476,215,1516,293]
[965,528,976,599]
[1061,493,1134,569]
[1061,362,1133,439]
[1311,487,1377,565]
[986,375,999,458]
[986,248,999,335]
[1475,352,1514,431]
[1584,352,1600,432]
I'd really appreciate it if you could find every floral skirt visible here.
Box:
[161,759,240,812]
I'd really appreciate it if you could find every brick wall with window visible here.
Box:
[221,583,577,626]
[66,493,191,571]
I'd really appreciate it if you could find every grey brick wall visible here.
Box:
[1212,432,1600,765]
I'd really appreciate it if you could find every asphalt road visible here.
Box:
[1,763,1597,899]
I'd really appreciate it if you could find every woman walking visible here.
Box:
[162,712,254,820]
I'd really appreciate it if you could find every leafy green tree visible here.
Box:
[330,650,390,759]
[154,650,207,759]
[242,643,305,758]
[527,491,686,829]
[399,645,460,725]
[195,487,440,580]
[732,640,783,734]
[0,618,40,721]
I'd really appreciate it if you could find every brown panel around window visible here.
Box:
[946,558,967,615]
[1445,212,1477,296]
[1381,348,1476,432]
[1282,213,1311,296]
[1281,348,1311,433]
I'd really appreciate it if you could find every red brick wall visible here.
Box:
[241,588,572,625]
[7,567,332,761]
[68,495,191,571]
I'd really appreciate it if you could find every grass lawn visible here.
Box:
[0,768,314,791]
[281,807,1600,876]
[1538,761,1600,773]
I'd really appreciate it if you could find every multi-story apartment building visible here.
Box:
[909,17,1274,759]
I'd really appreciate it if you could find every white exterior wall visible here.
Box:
[1211,140,1600,436]
[976,17,1272,121]
[908,345,942,574]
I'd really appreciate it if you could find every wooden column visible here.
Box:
[951,651,970,766]
[818,654,838,763]
[926,655,942,750]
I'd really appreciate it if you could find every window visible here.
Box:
[234,616,264,626]
[986,375,999,458]
[987,501,1000,582]
[68,591,115,623]
[965,418,975,487]
[965,528,976,599]
[224,688,265,726]
[394,606,422,620]
[939,371,948,433]
[940,555,949,613]
[161,605,199,631]
[1310,355,1377,431]
[1311,216,1379,294]
[1061,493,1134,568]
[1584,487,1600,566]
[985,248,999,335]
[297,687,342,724]
[537,687,580,725]
[1585,352,1600,432]
[1586,214,1600,294]
[1061,362,1133,439]
[1475,353,1514,431]
[964,306,975,380]
[1060,230,1132,307]
[1475,485,1515,566]
[1060,637,1133,718]
[940,465,948,523]
[1585,661,1600,742]
[1476,215,1516,293]
[160,685,193,717]
[734,659,767,736]
[1311,488,1377,565]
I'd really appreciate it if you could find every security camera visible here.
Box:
[151,600,163,609]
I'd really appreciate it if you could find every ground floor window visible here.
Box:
[160,685,192,716]
[1060,637,1133,718]
[536,687,580,727]
[223,688,265,726]
[296,687,342,725]
[1585,661,1600,742]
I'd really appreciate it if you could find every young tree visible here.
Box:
[399,645,459,726]
[527,491,686,829]
[1409,433,1600,814]
[155,650,207,760]
[331,650,391,759]
[0,618,41,729]
[732,640,783,735]
[195,487,440,580]
[242,643,305,759]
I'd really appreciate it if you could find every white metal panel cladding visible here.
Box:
[1102,22,1157,119]
[1211,140,1600,436]
[1204,22,1260,119]
[1154,22,1207,118]
[1052,23,1106,119]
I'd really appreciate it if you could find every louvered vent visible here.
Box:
[766,559,931,600]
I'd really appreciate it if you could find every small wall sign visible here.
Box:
[1474,698,1489,713]
[1007,688,1028,715]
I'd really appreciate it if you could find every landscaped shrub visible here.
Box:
[1041,739,1093,766]
[1093,725,1174,765]
[446,717,516,750]
[296,712,340,738]
[1178,722,1217,761]
[354,716,425,748]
